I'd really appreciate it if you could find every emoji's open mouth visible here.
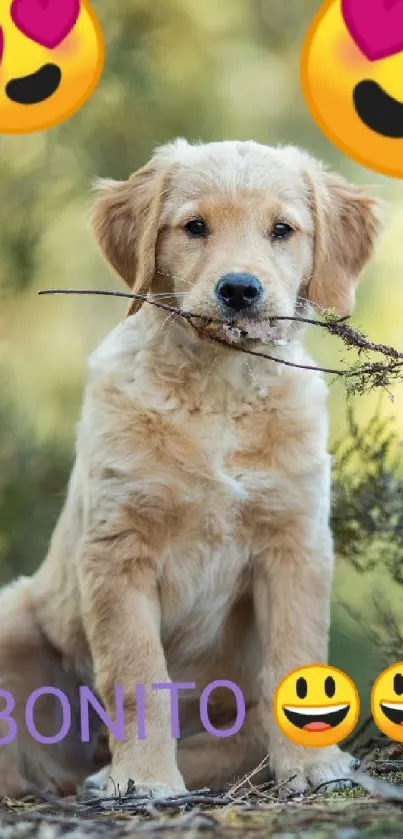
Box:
[380,702,403,725]
[6,64,61,105]
[283,703,350,731]
[353,80,403,139]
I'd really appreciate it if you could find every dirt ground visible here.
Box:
[1,740,402,839]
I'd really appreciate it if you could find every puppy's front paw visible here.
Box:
[304,747,359,792]
[274,746,358,796]
[105,768,187,799]
[83,765,111,793]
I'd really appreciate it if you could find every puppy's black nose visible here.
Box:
[215,273,263,312]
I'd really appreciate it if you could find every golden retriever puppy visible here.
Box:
[0,140,381,798]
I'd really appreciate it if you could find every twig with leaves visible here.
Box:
[38,288,403,395]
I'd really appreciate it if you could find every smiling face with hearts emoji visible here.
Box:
[301,0,403,178]
[0,0,104,133]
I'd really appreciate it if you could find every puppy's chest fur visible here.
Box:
[118,391,308,539]
[114,387,322,648]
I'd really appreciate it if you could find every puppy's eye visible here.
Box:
[184,218,208,238]
[271,222,294,241]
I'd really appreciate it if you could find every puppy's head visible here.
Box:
[92,139,383,335]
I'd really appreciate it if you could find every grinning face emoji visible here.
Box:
[0,0,104,134]
[301,0,403,178]
[274,665,360,748]
[372,662,403,743]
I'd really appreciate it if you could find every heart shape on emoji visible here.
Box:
[11,0,80,49]
[342,0,403,61]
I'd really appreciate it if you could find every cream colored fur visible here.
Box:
[0,140,382,798]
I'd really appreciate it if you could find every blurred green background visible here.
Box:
[0,0,402,729]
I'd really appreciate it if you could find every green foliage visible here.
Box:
[332,409,403,584]
[0,385,71,583]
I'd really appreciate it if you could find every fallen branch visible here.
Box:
[38,288,403,394]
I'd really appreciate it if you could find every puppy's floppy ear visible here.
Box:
[91,160,173,315]
[304,167,384,314]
